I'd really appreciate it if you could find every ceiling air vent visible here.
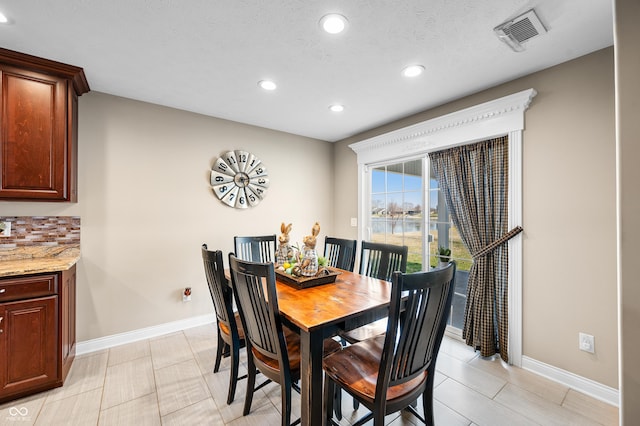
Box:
[494,9,547,52]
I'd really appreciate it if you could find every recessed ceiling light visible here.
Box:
[258,80,277,91]
[319,14,348,34]
[402,65,425,78]
[329,104,344,112]
[0,11,8,24]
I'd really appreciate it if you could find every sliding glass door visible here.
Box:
[367,156,472,335]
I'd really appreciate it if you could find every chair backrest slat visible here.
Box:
[359,241,408,281]
[201,244,235,329]
[324,237,357,271]
[234,235,277,263]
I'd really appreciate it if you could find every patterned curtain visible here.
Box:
[429,136,520,362]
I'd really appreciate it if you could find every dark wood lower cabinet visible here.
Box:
[0,265,76,403]
[0,296,58,396]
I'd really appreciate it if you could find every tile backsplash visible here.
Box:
[0,216,80,247]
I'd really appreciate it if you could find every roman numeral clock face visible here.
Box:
[210,150,269,208]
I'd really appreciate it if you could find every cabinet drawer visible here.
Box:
[0,274,58,302]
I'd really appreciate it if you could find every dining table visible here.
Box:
[227,267,393,426]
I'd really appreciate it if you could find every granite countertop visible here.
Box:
[0,245,80,277]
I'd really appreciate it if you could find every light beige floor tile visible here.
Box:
[101,356,156,409]
[0,391,47,426]
[433,399,473,426]
[183,323,217,338]
[161,397,224,425]
[562,389,619,426]
[107,339,151,366]
[440,337,479,363]
[192,343,218,376]
[35,388,102,425]
[433,370,448,388]
[154,359,211,416]
[203,368,270,424]
[150,332,196,370]
[435,378,538,426]
[225,401,283,426]
[98,392,161,426]
[435,352,507,398]
[401,397,472,426]
[261,381,301,420]
[45,351,109,403]
[495,383,601,425]
[184,324,217,351]
[468,355,569,405]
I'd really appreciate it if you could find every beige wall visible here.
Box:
[0,92,334,341]
[334,47,618,388]
[0,45,620,392]
[615,0,640,421]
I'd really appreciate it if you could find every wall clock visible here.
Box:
[210,150,269,208]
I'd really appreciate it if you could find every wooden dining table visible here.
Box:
[227,267,393,426]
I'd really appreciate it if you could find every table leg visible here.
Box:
[300,328,324,426]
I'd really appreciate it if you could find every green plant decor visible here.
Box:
[437,246,451,262]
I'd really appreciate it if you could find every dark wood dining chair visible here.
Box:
[341,241,409,344]
[234,234,277,263]
[323,237,357,271]
[228,254,341,426]
[201,244,246,404]
[323,262,457,426]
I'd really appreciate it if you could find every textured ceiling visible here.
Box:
[0,0,613,142]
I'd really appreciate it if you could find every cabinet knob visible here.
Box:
[0,288,5,293]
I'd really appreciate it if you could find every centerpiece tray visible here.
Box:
[275,267,341,289]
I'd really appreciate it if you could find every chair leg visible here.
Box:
[323,377,335,425]
[214,330,225,373]
[226,341,240,404]
[333,385,342,420]
[422,374,435,426]
[243,351,257,416]
[373,410,385,426]
[281,381,292,426]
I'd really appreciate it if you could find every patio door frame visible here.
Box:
[349,88,536,366]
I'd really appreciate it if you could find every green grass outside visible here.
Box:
[372,226,473,272]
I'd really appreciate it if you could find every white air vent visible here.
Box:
[494,9,547,52]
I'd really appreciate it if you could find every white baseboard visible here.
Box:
[521,356,619,407]
[76,314,216,355]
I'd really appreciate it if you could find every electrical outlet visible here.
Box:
[350,217,357,227]
[1,221,10,237]
[579,332,595,353]
[182,287,192,302]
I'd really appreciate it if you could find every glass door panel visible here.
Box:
[369,160,424,272]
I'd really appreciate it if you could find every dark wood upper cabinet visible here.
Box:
[0,48,89,201]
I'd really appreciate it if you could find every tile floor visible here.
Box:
[0,324,619,425]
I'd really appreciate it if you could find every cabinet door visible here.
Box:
[0,296,58,397]
[0,66,68,200]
